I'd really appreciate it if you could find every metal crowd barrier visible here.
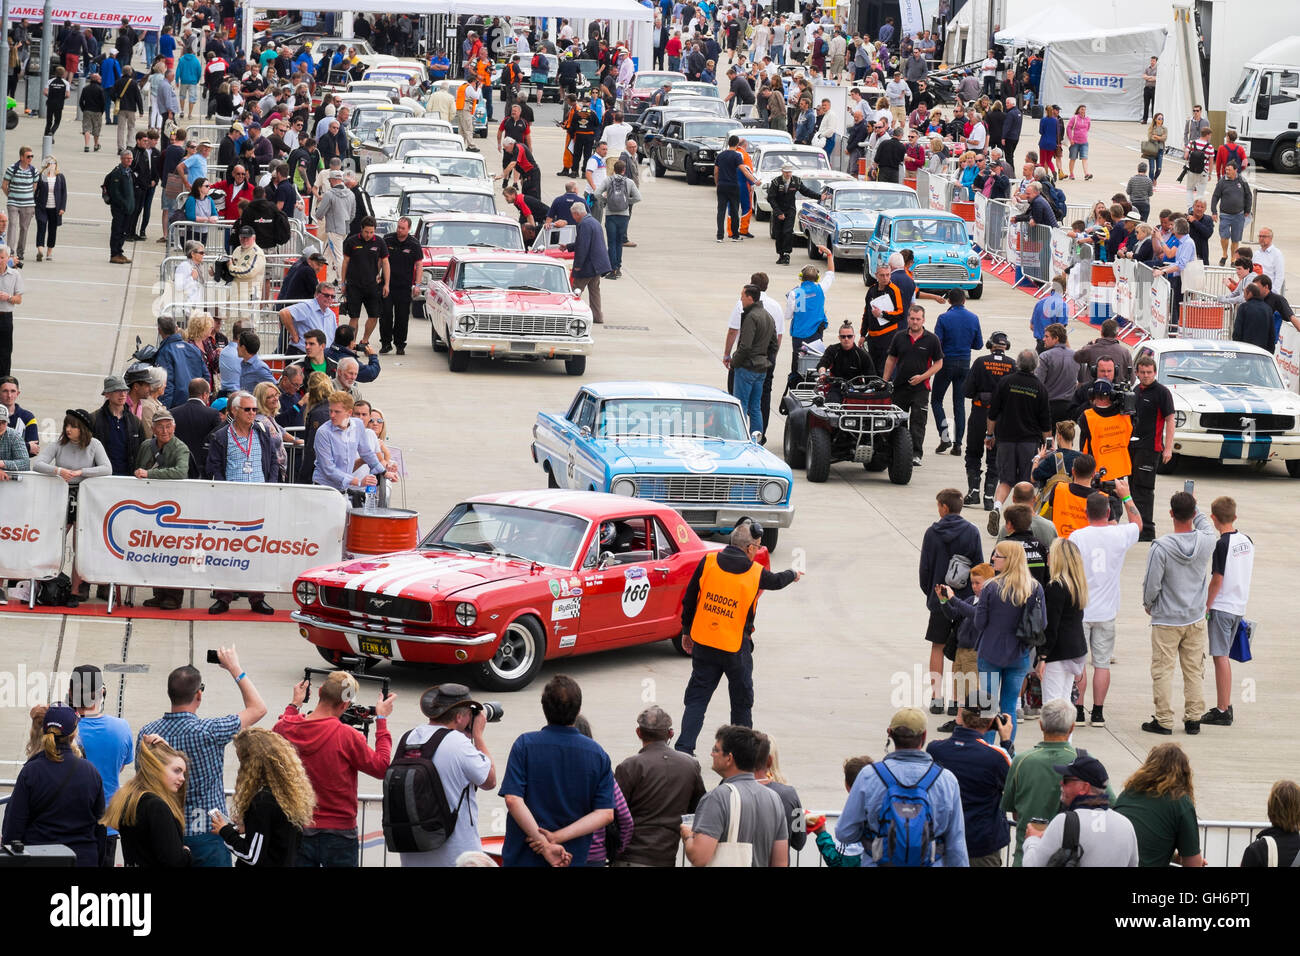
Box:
[180,123,226,146]
[1189,265,1237,297]
[167,220,308,259]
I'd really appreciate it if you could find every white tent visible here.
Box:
[994,16,1167,121]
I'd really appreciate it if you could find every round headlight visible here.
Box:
[456,314,477,333]
[610,477,637,496]
[455,602,477,627]
[760,480,785,505]
[294,580,318,605]
[967,254,981,268]
[1175,410,1187,427]
[841,230,853,243]
[569,317,588,336]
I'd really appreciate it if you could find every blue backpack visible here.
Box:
[871,760,943,866]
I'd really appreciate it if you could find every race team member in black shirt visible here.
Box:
[817,320,876,401]
[381,216,423,356]
[1130,354,1175,541]
[962,331,1014,507]
[882,304,943,466]
[340,216,390,347]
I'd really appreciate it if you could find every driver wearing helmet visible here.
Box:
[598,520,638,554]
[817,320,877,402]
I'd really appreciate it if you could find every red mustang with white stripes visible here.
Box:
[291,491,725,691]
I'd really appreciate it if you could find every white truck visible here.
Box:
[1225,36,1300,174]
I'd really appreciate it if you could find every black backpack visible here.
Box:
[101,169,115,205]
[1046,809,1085,866]
[382,728,468,853]
[1186,146,1207,174]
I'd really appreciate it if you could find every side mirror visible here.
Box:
[598,550,617,570]
[750,430,763,443]
[579,425,592,439]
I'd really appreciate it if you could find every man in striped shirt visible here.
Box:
[2,147,39,266]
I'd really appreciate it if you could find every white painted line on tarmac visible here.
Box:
[12,367,106,377]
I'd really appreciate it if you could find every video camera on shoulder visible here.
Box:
[302,666,390,739]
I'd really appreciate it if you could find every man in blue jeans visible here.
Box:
[729,284,774,434]
[137,648,267,866]
[931,288,984,456]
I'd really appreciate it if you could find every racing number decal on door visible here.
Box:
[566,448,578,484]
[621,567,651,618]
[664,145,675,167]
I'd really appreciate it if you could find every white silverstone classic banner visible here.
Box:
[74,478,347,592]
[0,473,69,581]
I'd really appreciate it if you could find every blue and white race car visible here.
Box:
[863,210,983,298]
[531,382,795,549]
[1135,338,1300,475]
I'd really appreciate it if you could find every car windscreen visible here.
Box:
[394,137,462,156]
[838,190,919,211]
[891,218,966,244]
[673,82,720,98]
[352,109,411,139]
[364,172,440,197]
[672,99,727,115]
[402,191,495,215]
[683,121,740,139]
[597,399,749,441]
[423,502,587,569]
[407,154,487,179]
[455,260,570,292]
[419,221,522,249]
[634,74,677,89]
[1160,349,1284,389]
[759,151,829,172]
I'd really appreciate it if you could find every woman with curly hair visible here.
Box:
[1114,742,1205,867]
[211,727,315,866]
[103,735,191,867]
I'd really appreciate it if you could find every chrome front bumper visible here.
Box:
[448,333,593,357]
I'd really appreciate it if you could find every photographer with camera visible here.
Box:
[274,671,395,867]
[137,648,267,867]
[391,684,497,868]
[1077,381,1133,505]
[927,707,1013,867]
[1130,355,1176,541]
[1046,453,1098,539]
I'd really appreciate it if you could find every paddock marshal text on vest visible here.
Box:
[690,553,762,653]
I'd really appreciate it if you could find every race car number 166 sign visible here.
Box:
[622,567,650,618]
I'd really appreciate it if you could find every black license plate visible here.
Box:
[357,636,393,657]
[680,510,717,524]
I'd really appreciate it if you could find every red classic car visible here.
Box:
[292,491,747,691]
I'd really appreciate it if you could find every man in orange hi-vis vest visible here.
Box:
[675,519,802,757]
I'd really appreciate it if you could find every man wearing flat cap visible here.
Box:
[1022,750,1138,867]
[765,161,819,266]
[613,706,706,867]
[835,707,968,866]
[676,519,802,758]
[394,683,497,868]
[134,407,191,610]
[91,373,144,477]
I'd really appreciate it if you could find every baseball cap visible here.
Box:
[328,169,343,180]
[1052,750,1109,789]
[197,139,213,149]
[238,225,256,238]
[152,408,175,424]
[888,707,927,735]
[304,245,327,263]
[43,705,79,735]
[231,121,245,134]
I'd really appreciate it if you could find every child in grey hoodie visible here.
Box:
[1141,491,1216,734]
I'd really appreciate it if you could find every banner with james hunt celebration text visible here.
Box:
[73,477,347,592]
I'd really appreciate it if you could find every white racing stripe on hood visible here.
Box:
[370,558,495,597]
[344,555,467,592]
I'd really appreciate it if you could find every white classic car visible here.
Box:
[359,163,443,229]
[1134,338,1300,475]
[750,143,831,220]
[426,252,594,375]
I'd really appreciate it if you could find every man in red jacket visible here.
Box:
[275,671,396,867]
